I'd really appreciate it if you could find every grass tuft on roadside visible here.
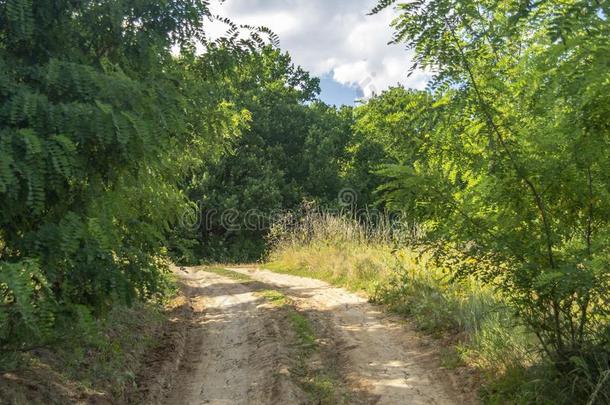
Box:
[258,289,291,307]
[198,266,253,281]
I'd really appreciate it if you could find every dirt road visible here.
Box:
[163,266,476,404]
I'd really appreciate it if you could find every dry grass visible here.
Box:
[266,211,538,392]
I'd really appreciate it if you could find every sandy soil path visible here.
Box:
[227,267,474,405]
[164,269,306,404]
[164,267,475,405]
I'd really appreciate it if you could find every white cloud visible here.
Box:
[206,0,430,97]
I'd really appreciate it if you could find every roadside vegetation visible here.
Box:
[0,300,169,404]
[267,210,607,404]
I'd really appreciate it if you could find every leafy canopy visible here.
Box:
[371,0,610,396]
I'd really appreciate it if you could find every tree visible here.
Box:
[349,87,438,208]
[302,103,353,205]
[184,46,355,261]
[0,0,242,350]
[373,0,610,397]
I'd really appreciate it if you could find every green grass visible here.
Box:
[257,289,291,307]
[199,266,253,281]
[265,247,390,295]
[289,311,317,350]
[302,374,337,404]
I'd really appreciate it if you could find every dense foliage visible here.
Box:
[184,46,355,261]
[1,0,608,402]
[370,0,610,401]
[0,0,243,352]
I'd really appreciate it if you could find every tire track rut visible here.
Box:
[163,267,476,404]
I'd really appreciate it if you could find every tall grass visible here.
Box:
[266,211,544,400]
[266,210,402,292]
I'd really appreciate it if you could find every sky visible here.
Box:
[206,0,430,106]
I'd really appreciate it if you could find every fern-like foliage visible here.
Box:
[0,260,55,350]
[369,0,399,15]
[0,0,257,350]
